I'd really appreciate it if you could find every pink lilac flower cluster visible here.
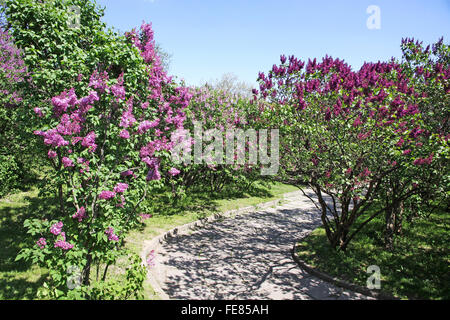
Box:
[111,73,126,101]
[105,227,119,242]
[34,87,100,155]
[49,222,74,250]
[48,150,57,159]
[62,157,74,168]
[34,129,70,148]
[34,107,44,117]
[54,232,74,251]
[120,102,136,129]
[36,238,46,249]
[0,28,28,103]
[142,157,161,181]
[50,221,63,236]
[116,195,126,208]
[413,153,434,165]
[81,131,97,152]
[140,213,153,221]
[119,129,130,139]
[77,157,90,174]
[168,168,180,177]
[72,207,87,222]
[137,119,160,134]
[89,70,109,93]
[121,170,136,178]
[99,190,116,200]
[113,183,128,193]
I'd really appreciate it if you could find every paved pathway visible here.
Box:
[146,190,371,300]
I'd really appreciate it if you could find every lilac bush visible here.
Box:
[17,22,192,298]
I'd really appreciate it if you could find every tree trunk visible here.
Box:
[384,206,395,251]
[337,226,349,251]
[58,184,65,215]
[82,253,92,286]
[395,200,403,235]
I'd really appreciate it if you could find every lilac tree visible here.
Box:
[254,43,448,251]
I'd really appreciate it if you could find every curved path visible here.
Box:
[145,190,372,300]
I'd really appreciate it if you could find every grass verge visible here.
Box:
[295,208,450,300]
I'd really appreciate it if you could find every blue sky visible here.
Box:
[95,0,450,87]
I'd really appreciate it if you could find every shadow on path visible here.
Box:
[152,192,370,300]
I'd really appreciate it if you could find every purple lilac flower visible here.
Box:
[146,168,161,181]
[81,131,97,152]
[62,157,74,168]
[99,190,116,200]
[120,106,136,128]
[137,119,160,134]
[54,239,74,250]
[140,213,153,221]
[36,238,46,249]
[50,221,63,236]
[113,183,128,193]
[168,168,180,177]
[72,207,87,222]
[116,195,126,208]
[111,79,126,100]
[105,227,119,242]
[121,170,136,178]
[119,129,130,139]
[34,107,43,117]
[48,150,57,159]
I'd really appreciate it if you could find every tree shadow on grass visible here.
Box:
[0,193,58,299]
[0,272,49,300]
[149,182,278,217]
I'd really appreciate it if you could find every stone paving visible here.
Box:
[146,190,372,300]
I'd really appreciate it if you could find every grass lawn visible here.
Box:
[0,181,297,300]
[295,208,450,300]
[0,188,51,299]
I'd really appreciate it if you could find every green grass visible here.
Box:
[0,181,297,300]
[295,208,450,300]
[0,188,53,299]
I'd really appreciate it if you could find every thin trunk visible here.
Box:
[82,253,93,286]
[102,263,110,282]
[58,184,65,215]
[395,200,403,235]
[384,206,395,251]
[337,224,349,251]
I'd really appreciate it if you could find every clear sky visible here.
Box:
[95,0,450,88]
